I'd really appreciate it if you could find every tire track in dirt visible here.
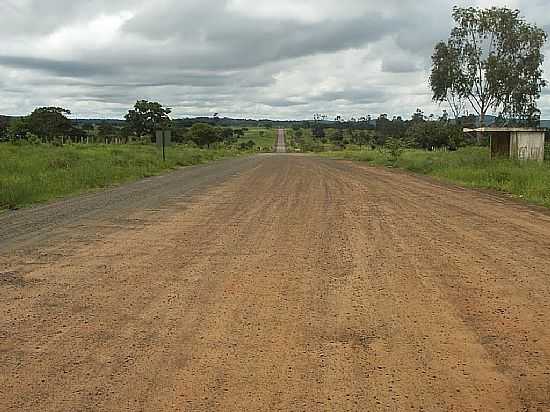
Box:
[1,155,550,411]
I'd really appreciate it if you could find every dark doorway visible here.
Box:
[490,132,510,159]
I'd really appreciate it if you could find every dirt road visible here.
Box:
[275,129,287,153]
[2,155,550,411]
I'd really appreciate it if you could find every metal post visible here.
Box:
[162,131,166,162]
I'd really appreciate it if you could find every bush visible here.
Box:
[407,122,463,150]
[238,140,256,151]
[384,137,406,162]
[26,133,42,145]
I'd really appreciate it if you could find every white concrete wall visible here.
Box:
[511,132,545,162]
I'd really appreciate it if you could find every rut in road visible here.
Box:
[1,155,550,411]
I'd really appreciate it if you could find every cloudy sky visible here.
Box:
[1,0,549,120]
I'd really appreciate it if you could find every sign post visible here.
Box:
[155,130,172,161]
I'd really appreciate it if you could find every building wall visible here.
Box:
[510,132,545,162]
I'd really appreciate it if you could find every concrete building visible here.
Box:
[464,127,546,162]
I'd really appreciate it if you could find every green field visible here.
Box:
[236,127,277,150]
[0,143,241,209]
[323,147,550,208]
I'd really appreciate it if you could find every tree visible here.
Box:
[407,121,464,151]
[28,107,72,141]
[311,125,325,139]
[7,117,30,141]
[188,123,219,148]
[219,127,236,145]
[238,140,256,151]
[355,130,371,149]
[0,116,9,141]
[430,42,467,119]
[411,108,425,123]
[125,100,171,139]
[331,128,344,145]
[98,122,117,143]
[233,128,246,139]
[385,137,406,163]
[431,7,547,125]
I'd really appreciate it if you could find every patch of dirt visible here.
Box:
[0,271,24,287]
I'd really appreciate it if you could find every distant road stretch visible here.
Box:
[275,128,287,153]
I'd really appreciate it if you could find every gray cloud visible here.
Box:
[381,56,422,74]
[0,0,549,120]
[0,55,115,77]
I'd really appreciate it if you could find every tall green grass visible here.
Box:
[323,147,550,208]
[0,143,240,209]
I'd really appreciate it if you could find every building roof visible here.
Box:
[463,127,547,133]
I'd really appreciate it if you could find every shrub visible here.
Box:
[384,137,406,162]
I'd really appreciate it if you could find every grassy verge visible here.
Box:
[236,127,277,151]
[0,143,241,209]
[322,147,550,208]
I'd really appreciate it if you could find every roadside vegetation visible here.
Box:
[0,144,239,209]
[0,102,266,210]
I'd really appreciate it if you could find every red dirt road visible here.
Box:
[1,155,550,411]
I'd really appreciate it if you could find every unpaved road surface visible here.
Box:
[2,155,550,411]
[275,129,286,153]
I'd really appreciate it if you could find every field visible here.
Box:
[322,146,550,208]
[0,143,240,209]
[236,127,277,150]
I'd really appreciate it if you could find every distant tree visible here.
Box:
[331,128,344,145]
[355,130,371,148]
[374,115,390,145]
[294,128,304,143]
[431,7,547,125]
[7,117,30,140]
[27,107,72,141]
[98,122,117,143]
[411,108,425,123]
[125,100,171,139]
[233,128,246,139]
[220,127,236,144]
[189,123,219,148]
[311,125,325,139]
[117,125,132,144]
[0,117,9,141]
[67,125,87,142]
[407,121,464,150]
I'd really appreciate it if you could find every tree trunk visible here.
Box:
[476,110,486,145]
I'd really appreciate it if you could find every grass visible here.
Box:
[322,146,550,208]
[0,143,241,209]
[236,127,277,150]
